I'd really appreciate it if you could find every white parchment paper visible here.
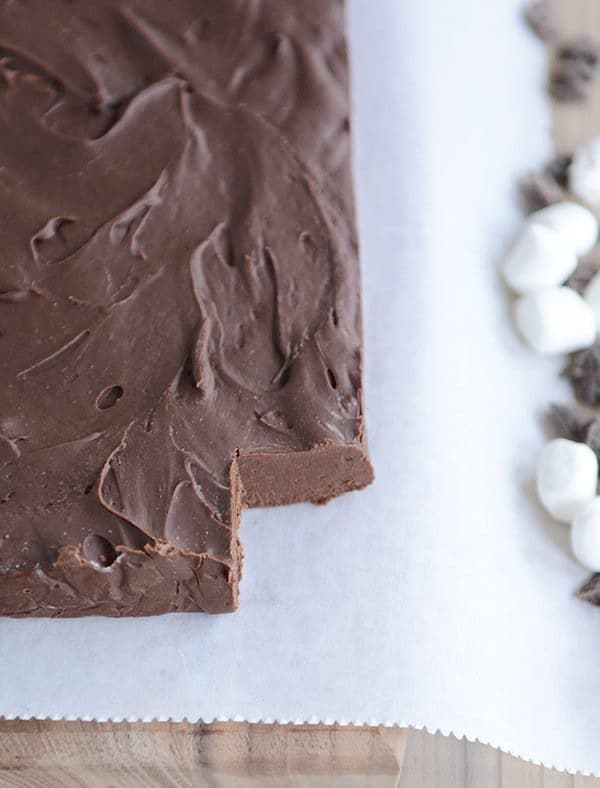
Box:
[4,0,600,775]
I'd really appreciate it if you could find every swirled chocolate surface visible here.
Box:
[0,0,373,617]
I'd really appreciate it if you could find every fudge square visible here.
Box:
[0,0,373,617]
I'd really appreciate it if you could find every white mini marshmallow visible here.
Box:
[572,497,600,571]
[502,223,577,294]
[584,270,600,329]
[536,439,598,523]
[570,137,600,206]
[530,201,599,257]
[514,286,597,354]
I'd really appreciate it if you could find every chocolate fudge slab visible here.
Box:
[0,0,373,617]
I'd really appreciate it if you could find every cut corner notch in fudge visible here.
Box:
[237,443,374,508]
[0,0,373,618]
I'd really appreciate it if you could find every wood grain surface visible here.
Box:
[1,0,599,786]
[400,730,598,787]
[1,722,600,787]
[0,720,406,787]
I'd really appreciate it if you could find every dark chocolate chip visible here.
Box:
[558,37,599,71]
[567,261,600,294]
[549,65,588,102]
[519,171,565,213]
[519,154,572,214]
[547,153,573,188]
[549,38,600,103]
[577,573,600,606]
[566,345,600,405]
[523,1,559,42]
[585,417,600,457]
[548,404,589,442]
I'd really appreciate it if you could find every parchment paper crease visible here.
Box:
[4,0,599,776]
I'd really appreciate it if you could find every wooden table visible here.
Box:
[2,0,600,785]
[0,721,405,787]
[2,722,600,786]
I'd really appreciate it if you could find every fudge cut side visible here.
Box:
[238,446,374,508]
[0,0,373,617]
